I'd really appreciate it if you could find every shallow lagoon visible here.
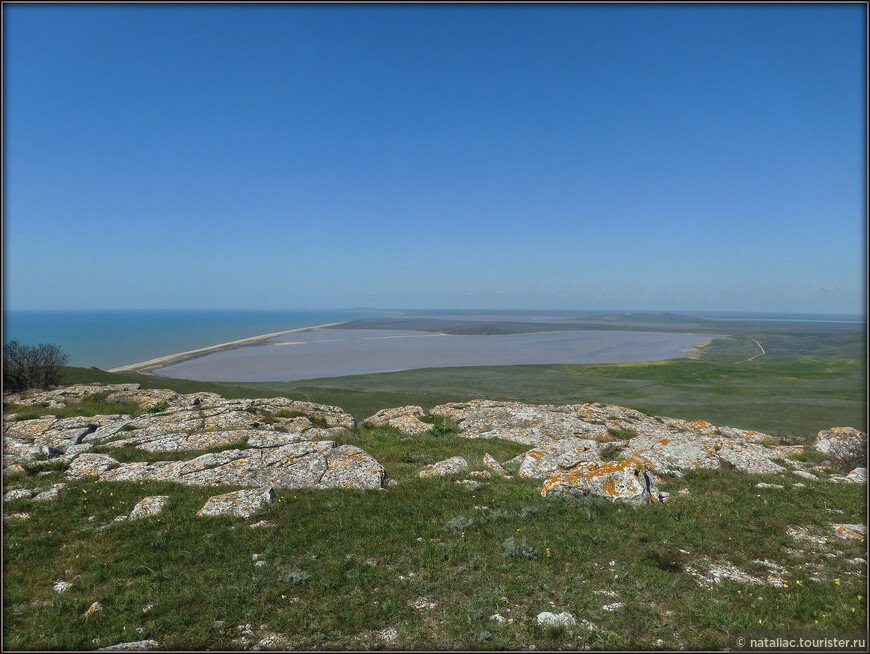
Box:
[155,328,714,382]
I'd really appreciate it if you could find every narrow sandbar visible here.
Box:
[107,322,344,374]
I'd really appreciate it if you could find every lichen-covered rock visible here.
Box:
[419,456,469,478]
[814,427,867,466]
[830,467,867,484]
[3,387,357,467]
[317,445,386,489]
[536,611,576,629]
[541,459,661,505]
[430,400,608,445]
[33,483,66,502]
[96,639,160,651]
[90,441,385,490]
[66,453,121,479]
[515,439,601,479]
[363,406,430,435]
[832,523,867,540]
[129,496,170,520]
[4,488,35,501]
[197,487,276,518]
[483,453,506,476]
[619,433,720,474]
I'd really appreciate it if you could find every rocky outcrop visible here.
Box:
[3,385,383,491]
[83,441,384,490]
[363,406,431,435]
[3,384,356,467]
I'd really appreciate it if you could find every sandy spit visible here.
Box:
[107,323,345,374]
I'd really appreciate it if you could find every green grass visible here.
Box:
[5,392,170,422]
[3,437,865,650]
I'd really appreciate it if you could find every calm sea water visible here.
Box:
[2,310,392,370]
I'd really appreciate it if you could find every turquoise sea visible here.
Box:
[2,310,392,370]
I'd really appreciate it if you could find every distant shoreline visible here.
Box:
[107,322,345,374]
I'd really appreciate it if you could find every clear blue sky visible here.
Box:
[3,3,866,314]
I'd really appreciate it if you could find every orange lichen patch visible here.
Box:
[689,420,711,430]
[658,439,670,445]
[601,479,619,497]
[834,525,865,540]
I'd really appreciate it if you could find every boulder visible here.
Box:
[814,427,867,467]
[363,406,431,435]
[128,496,170,520]
[197,487,276,518]
[419,456,468,478]
[483,453,506,476]
[33,483,66,502]
[541,459,662,505]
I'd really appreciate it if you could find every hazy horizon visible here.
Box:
[3,4,866,315]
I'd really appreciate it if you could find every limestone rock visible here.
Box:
[541,460,661,505]
[317,445,386,489]
[419,456,468,478]
[814,427,867,465]
[197,487,276,518]
[832,523,867,540]
[363,406,431,435]
[483,453,506,476]
[4,488,35,501]
[536,611,576,629]
[66,453,121,479]
[830,467,867,484]
[85,601,104,617]
[96,640,160,651]
[129,496,170,520]
[430,400,608,445]
[33,483,66,502]
[515,439,601,479]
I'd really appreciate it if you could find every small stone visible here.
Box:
[756,482,783,489]
[254,560,266,568]
[85,601,104,617]
[490,613,506,623]
[96,640,160,651]
[536,611,575,628]
[793,470,818,480]
[4,488,36,501]
[602,602,624,611]
[419,456,468,478]
[793,482,806,488]
[483,453,507,476]
[53,580,72,594]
